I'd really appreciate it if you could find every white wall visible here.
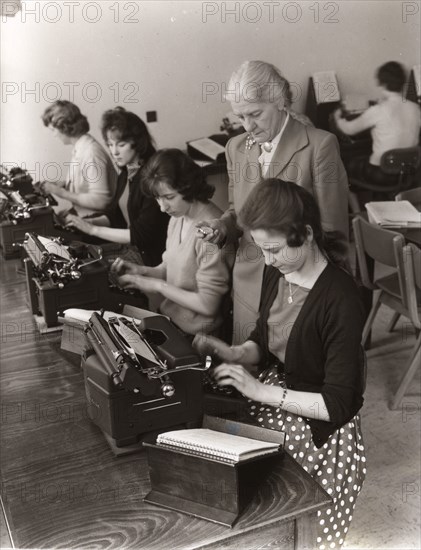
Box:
[1,0,420,181]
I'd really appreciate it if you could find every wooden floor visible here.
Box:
[0,252,420,549]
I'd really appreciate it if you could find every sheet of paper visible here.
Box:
[312,71,340,104]
[188,138,225,160]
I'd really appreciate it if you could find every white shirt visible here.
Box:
[258,112,290,177]
[336,94,421,165]
[66,134,117,216]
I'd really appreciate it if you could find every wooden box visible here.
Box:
[144,415,285,527]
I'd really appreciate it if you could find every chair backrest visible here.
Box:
[352,216,406,300]
[381,146,421,176]
[395,187,421,206]
[403,243,421,329]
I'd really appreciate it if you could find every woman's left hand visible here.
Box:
[117,274,162,294]
[213,363,262,401]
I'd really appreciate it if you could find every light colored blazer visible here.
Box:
[221,116,349,344]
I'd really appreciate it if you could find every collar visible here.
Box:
[261,112,290,152]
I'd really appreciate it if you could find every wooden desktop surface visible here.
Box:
[0,258,330,550]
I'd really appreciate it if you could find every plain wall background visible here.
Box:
[1,0,420,181]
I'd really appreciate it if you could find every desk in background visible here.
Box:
[0,258,330,549]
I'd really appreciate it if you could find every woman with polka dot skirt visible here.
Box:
[194,179,366,550]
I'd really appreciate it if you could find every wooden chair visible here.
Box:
[352,216,407,347]
[395,187,421,209]
[390,244,421,409]
[387,187,421,332]
[349,146,421,214]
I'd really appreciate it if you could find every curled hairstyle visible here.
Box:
[42,100,89,137]
[226,60,292,108]
[101,106,155,162]
[376,61,406,93]
[238,179,349,269]
[141,149,214,203]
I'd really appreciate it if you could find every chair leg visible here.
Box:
[348,190,361,215]
[387,312,400,333]
[390,332,421,410]
[362,291,382,348]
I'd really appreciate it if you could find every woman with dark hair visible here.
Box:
[195,178,366,549]
[112,148,234,336]
[41,100,117,216]
[65,107,168,266]
[197,60,349,344]
[334,61,421,185]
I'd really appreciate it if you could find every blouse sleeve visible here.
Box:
[129,192,169,267]
[194,240,234,298]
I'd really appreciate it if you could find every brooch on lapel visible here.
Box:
[245,134,256,151]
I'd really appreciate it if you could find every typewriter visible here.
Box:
[0,165,34,195]
[83,311,209,447]
[0,185,56,258]
[22,232,148,328]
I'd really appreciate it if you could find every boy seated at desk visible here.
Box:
[333,61,421,185]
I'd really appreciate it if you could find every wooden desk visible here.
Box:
[0,259,330,550]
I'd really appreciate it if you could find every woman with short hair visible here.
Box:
[41,100,117,216]
[113,148,234,337]
[195,178,366,550]
[65,107,168,266]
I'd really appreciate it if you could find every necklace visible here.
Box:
[287,280,308,304]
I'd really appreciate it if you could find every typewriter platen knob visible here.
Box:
[161,381,175,398]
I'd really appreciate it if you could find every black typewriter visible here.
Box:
[0,179,56,258]
[21,233,148,328]
[201,358,247,421]
[0,165,34,195]
[83,311,209,447]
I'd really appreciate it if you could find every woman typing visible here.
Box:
[112,149,234,337]
[195,178,366,549]
[64,107,168,266]
[41,100,117,217]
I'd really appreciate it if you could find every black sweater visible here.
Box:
[248,263,366,448]
[108,167,169,266]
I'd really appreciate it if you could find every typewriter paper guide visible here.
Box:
[38,235,72,260]
[112,318,160,366]
[63,307,157,325]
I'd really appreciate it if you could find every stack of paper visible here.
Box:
[365,201,421,228]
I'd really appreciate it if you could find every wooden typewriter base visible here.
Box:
[144,417,285,527]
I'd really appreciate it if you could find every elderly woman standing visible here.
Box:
[197,60,349,343]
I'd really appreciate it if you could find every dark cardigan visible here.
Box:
[108,167,169,267]
[248,263,366,448]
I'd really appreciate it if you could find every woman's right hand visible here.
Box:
[195,218,227,245]
[193,334,239,363]
[110,258,148,277]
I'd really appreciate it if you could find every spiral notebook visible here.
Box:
[156,428,281,463]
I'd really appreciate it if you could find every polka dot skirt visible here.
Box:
[248,368,366,550]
